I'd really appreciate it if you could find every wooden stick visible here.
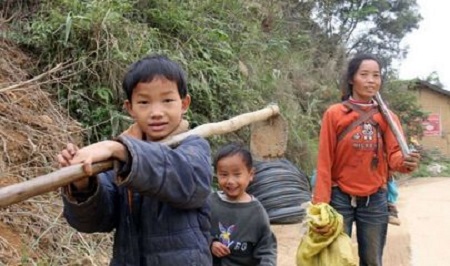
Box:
[0,63,64,93]
[375,92,410,156]
[0,104,281,208]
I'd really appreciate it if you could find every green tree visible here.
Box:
[383,80,427,139]
[310,0,422,65]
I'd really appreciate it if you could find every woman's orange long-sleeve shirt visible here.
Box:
[313,102,411,203]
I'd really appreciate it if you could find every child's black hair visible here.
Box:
[341,53,383,101]
[213,143,253,172]
[122,54,187,101]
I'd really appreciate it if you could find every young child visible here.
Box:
[57,55,213,265]
[209,143,277,266]
[387,173,400,225]
[387,138,421,226]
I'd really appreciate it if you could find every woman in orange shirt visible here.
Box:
[313,54,420,266]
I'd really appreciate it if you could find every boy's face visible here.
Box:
[125,76,190,141]
[216,154,254,201]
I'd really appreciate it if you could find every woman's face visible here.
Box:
[350,59,381,102]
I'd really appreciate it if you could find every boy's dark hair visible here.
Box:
[122,54,188,101]
[341,53,383,101]
[213,143,253,171]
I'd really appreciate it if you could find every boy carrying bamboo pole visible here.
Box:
[57,54,213,265]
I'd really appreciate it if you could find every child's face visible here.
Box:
[216,154,254,201]
[125,76,190,141]
[350,59,381,102]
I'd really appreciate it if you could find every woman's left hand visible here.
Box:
[403,152,421,171]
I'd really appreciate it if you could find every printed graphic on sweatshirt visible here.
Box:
[219,222,236,247]
[218,222,254,255]
[351,123,380,151]
[361,123,374,140]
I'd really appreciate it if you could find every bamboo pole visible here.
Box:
[0,104,281,208]
[375,92,411,156]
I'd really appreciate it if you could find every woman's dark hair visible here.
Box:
[213,143,253,171]
[122,54,187,101]
[341,53,383,101]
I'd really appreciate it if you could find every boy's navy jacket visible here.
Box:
[62,135,213,266]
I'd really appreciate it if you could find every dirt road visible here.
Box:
[272,177,450,266]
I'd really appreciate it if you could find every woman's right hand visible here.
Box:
[211,241,231,258]
[403,151,421,171]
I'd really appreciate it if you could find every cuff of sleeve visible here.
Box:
[114,150,132,178]
[62,176,98,204]
[210,238,220,249]
[113,136,134,186]
[312,195,330,204]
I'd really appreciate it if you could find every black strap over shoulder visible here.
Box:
[337,101,380,142]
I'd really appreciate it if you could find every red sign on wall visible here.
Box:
[422,114,441,136]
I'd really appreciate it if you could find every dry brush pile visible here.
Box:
[0,39,112,265]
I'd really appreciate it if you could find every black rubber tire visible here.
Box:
[247,159,312,224]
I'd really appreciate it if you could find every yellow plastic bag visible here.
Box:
[296,203,356,266]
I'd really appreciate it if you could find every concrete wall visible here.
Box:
[413,87,450,156]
